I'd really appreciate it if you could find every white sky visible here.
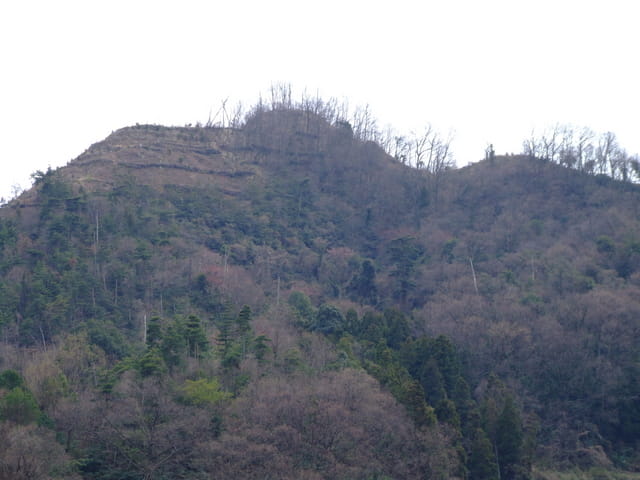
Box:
[1,0,638,201]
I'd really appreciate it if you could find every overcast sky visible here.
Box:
[1,0,638,201]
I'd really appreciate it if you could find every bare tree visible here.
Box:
[269,82,293,110]
[413,125,433,169]
[574,127,595,171]
[522,124,639,183]
[523,130,539,159]
[595,131,618,175]
[540,124,561,162]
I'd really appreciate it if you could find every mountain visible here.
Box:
[1,103,640,479]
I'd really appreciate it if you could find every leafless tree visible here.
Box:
[596,131,620,177]
[522,124,639,183]
[574,126,595,171]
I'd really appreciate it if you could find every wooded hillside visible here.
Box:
[1,98,639,479]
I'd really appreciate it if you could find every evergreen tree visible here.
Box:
[495,396,524,480]
[343,308,358,335]
[436,397,461,428]
[216,303,235,358]
[383,308,410,349]
[347,259,378,305]
[287,291,315,327]
[236,305,252,357]
[313,304,345,335]
[432,335,461,394]
[252,334,271,363]
[138,347,166,377]
[0,369,24,390]
[185,314,209,358]
[421,358,447,406]
[0,387,41,424]
[236,305,252,336]
[146,315,163,347]
[401,379,437,427]
[359,311,386,343]
[160,321,187,368]
[468,428,500,480]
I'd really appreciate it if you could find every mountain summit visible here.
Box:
[1,103,640,478]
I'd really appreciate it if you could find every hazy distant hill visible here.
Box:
[1,103,640,479]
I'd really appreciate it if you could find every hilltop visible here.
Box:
[1,103,640,479]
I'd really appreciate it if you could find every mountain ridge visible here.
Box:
[1,108,640,478]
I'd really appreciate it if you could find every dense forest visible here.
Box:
[1,93,640,479]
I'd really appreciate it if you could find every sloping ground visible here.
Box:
[1,112,640,477]
[59,125,256,193]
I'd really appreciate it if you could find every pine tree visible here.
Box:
[0,387,41,424]
[421,357,447,406]
[236,305,252,357]
[160,321,186,368]
[185,314,209,358]
[495,396,524,480]
[138,347,166,377]
[347,259,378,305]
[401,379,437,427]
[252,334,271,363]
[146,315,162,347]
[236,305,252,336]
[214,298,232,343]
[436,397,461,428]
[468,428,500,480]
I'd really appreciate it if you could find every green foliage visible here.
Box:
[347,259,378,305]
[399,379,437,427]
[383,308,410,349]
[282,347,304,373]
[386,236,426,303]
[356,311,386,343]
[0,218,17,252]
[479,377,528,479]
[288,291,315,326]
[436,398,461,428]
[235,305,253,358]
[0,387,41,424]
[495,397,525,479]
[596,236,616,254]
[184,314,209,358]
[252,334,272,362]
[87,320,130,358]
[469,428,500,480]
[221,343,242,370]
[363,342,437,427]
[180,378,231,408]
[400,335,464,403]
[145,315,162,347]
[313,303,345,335]
[441,238,457,263]
[159,320,187,368]
[3,99,640,478]
[0,369,24,390]
[421,358,447,405]
[236,305,252,336]
[215,301,236,357]
[138,348,167,377]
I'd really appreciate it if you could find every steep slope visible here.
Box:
[0,113,462,479]
[1,107,640,478]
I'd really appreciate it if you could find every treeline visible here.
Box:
[204,82,455,174]
[523,124,640,182]
[2,90,640,477]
